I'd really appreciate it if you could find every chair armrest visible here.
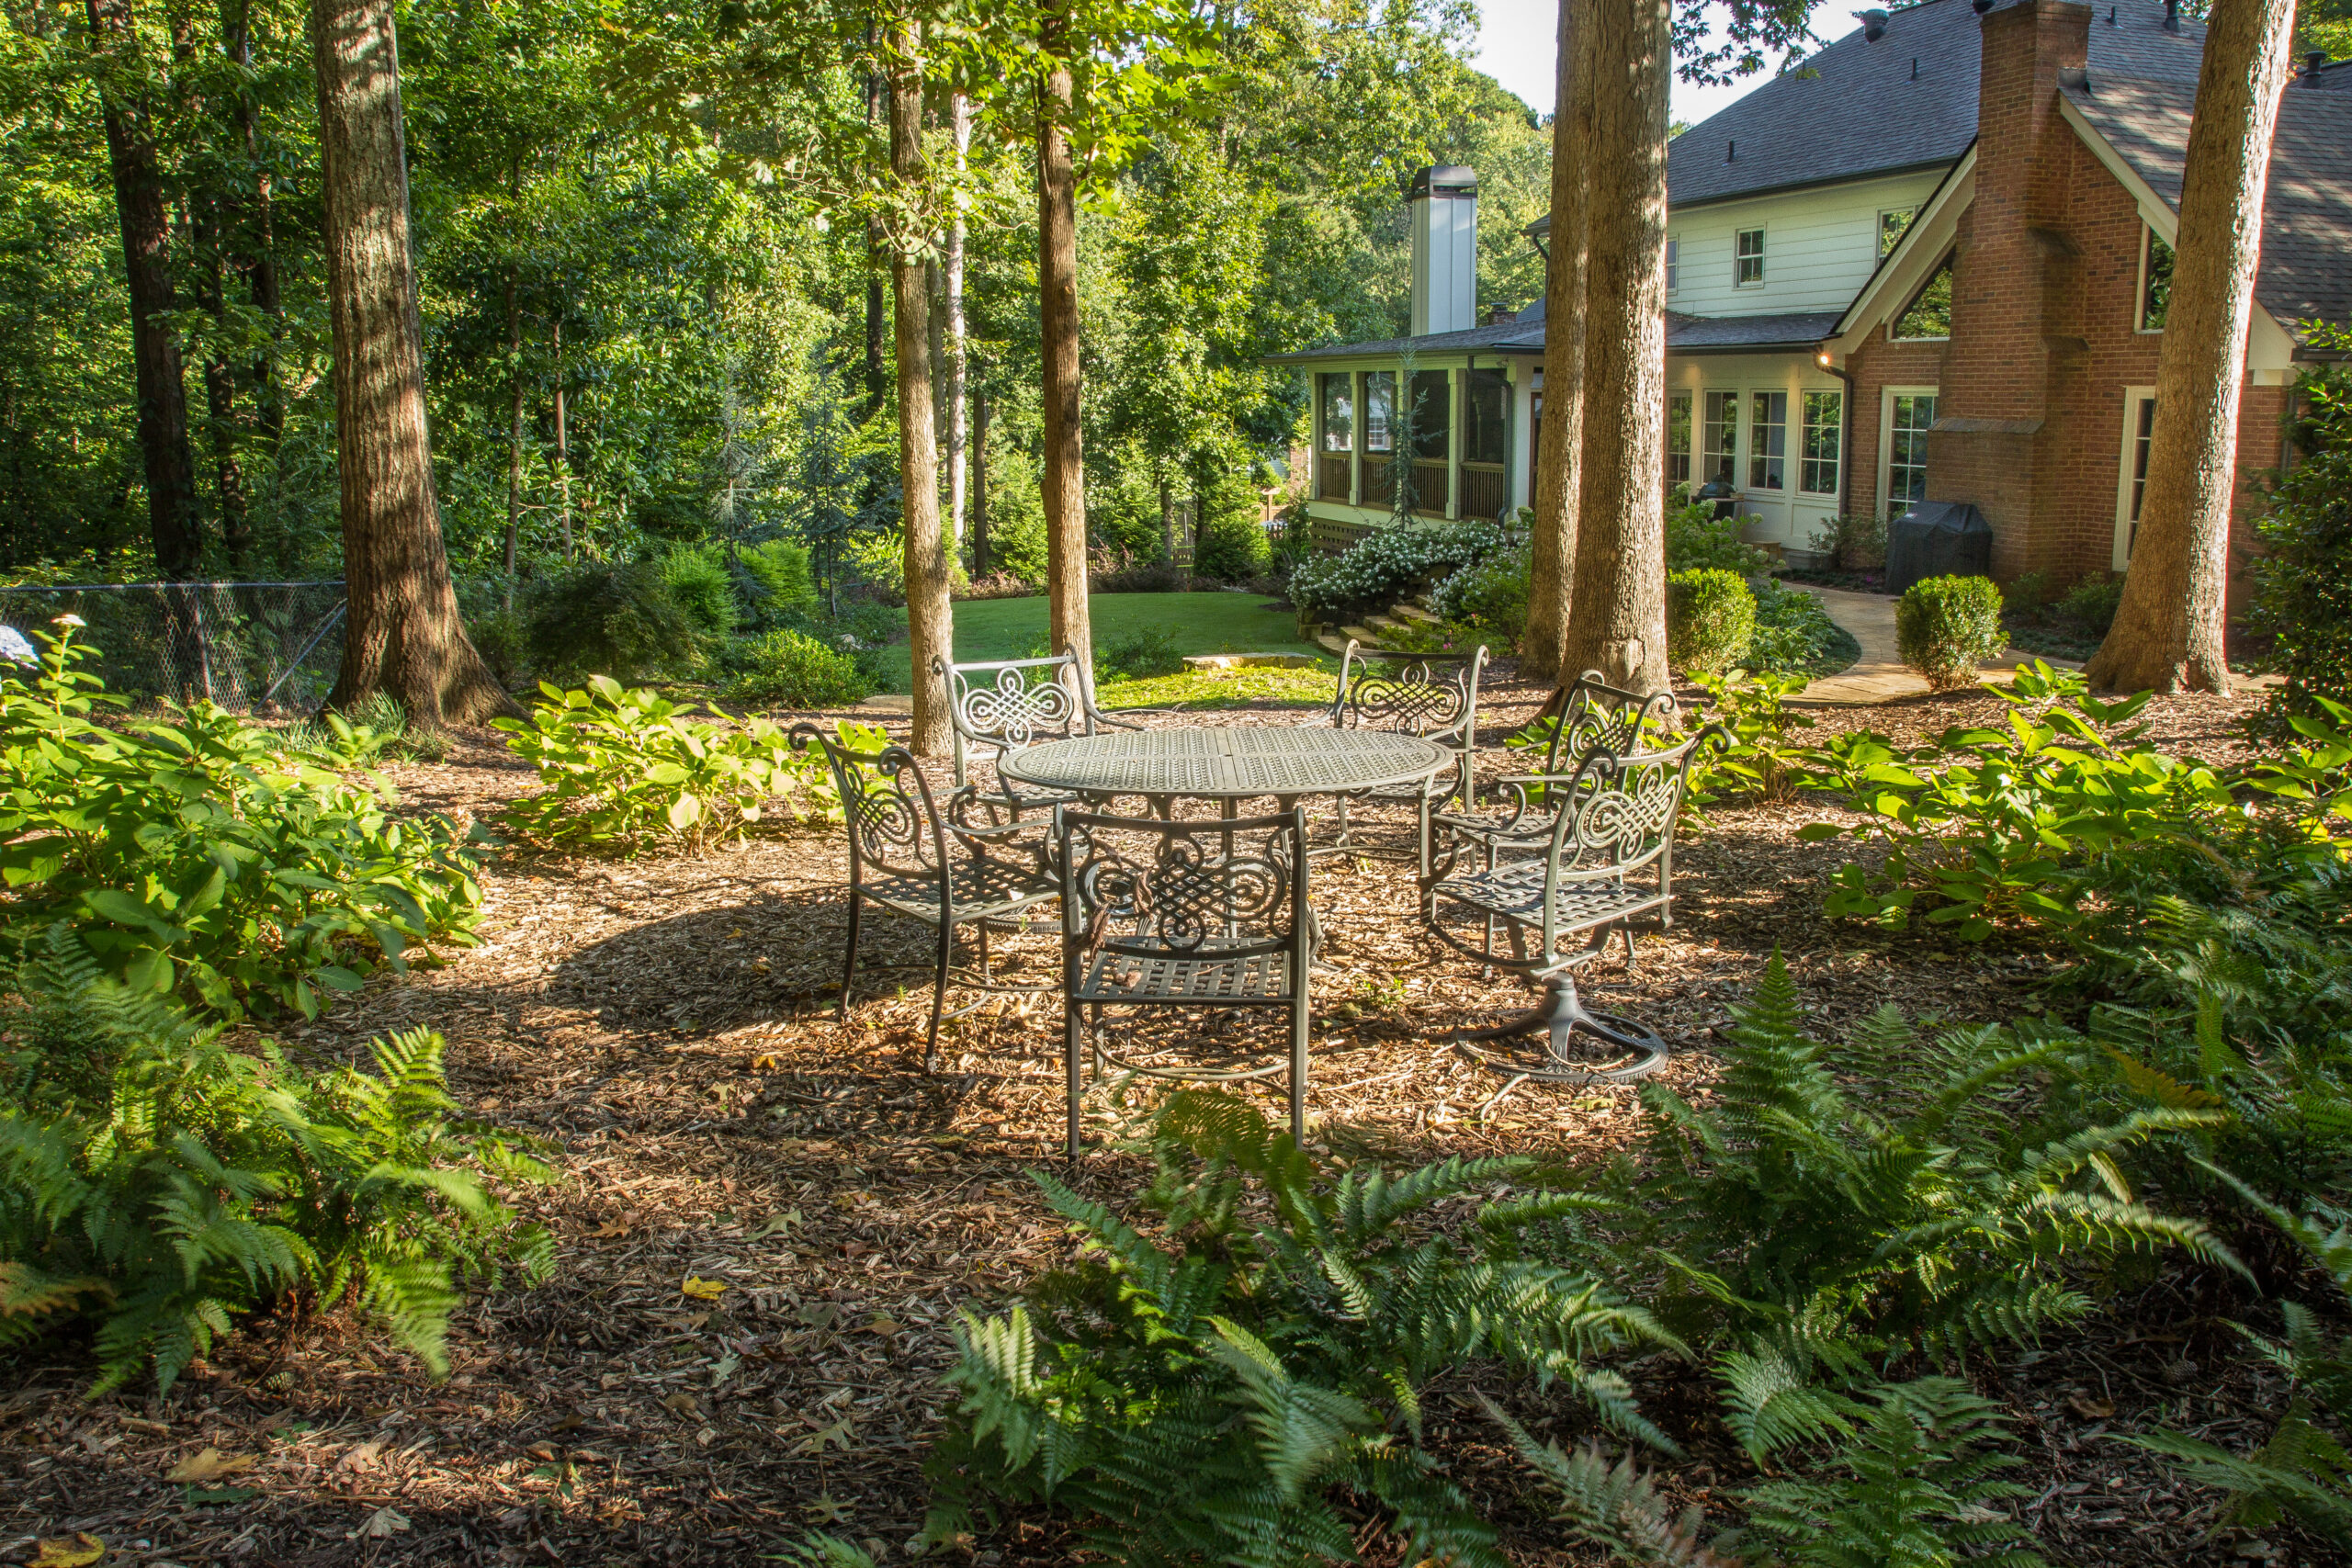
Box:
[1090,708,1153,729]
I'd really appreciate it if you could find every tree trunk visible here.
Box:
[1522,0,1591,685]
[503,265,524,604]
[220,0,284,450]
[888,32,951,756]
[85,0,200,580]
[196,217,252,571]
[1037,35,1090,666]
[944,91,971,559]
[1561,0,1672,694]
[311,0,512,726]
[551,310,573,559]
[2082,0,2295,694]
[972,389,990,578]
[863,233,888,423]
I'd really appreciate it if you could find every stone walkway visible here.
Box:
[1785,583,2068,707]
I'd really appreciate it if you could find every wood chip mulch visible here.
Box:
[4,668,2333,1567]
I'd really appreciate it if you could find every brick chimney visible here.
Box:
[1925,0,2093,581]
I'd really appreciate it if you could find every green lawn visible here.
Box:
[869,591,1327,693]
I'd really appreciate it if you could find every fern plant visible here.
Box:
[0,928,552,1393]
[927,1089,1674,1568]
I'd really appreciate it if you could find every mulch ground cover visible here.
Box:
[3,668,2330,1567]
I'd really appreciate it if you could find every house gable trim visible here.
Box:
[1823,143,1977,357]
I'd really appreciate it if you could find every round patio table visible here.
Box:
[997,726,1450,812]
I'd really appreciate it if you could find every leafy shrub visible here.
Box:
[726,628,872,709]
[2245,339,2352,729]
[656,544,739,641]
[737,538,820,624]
[1805,513,1888,573]
[1430,546,1531,649]
[277,691,414,769]
[0,930,552,1394]
[1191,509,1272,583]
[469,604,530,690]
[1667,568,1756,675]
[1689,670,1816,805]
[1894,574,2004,689]
[525,559,705,684]
[1094,626,1186,682]
[0,629,483,1019]
[2006,570,2054,614]
[1089,546,1187,594]
[927,1089,1672,1564]
[1288,519,1513,622]
[2056,572,2122,636]
[1747,583,1850,677]
[1666,493,1770,575]
[494,676,839,855]
[953,571,1035,602]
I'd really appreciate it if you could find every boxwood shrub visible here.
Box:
[1668,568,1757,675]
[1896,574,2007,689]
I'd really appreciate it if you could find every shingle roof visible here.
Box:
[1260,317,1545,363]
[2064,73,2352,337]
[1665,310,1848,349]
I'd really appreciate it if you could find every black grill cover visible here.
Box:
[1885,502,1993,596]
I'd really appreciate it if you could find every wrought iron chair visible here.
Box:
[1056,805,1312,1156]
[790,723,1059,1070]
[934,646,1142,823]
[1424,726,1724,1086]
[1314,638,1489,879]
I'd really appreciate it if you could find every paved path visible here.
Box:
[1786,584,2067,707]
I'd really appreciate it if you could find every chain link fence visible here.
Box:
[0,581,346,713]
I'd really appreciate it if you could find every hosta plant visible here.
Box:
[927,1089,1673,1567]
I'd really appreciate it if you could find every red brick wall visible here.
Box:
[1844,334,1951,521]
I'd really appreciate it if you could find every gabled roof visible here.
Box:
[2062,73,2352,339]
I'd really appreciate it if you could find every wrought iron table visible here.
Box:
[996,726,1452,812]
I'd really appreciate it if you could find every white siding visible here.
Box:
[1667,353,1851,551]
[1667,172,1946,320]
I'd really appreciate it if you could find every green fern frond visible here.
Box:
[1479,1393,1737,1568]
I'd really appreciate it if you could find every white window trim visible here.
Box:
[2114,385,2156,570]
[1877,385,1938,520]
[1747,389,1790,492]
[1666,234,1679,294]
[1734,227,1766,289]
[1797,389,1843,498]
[1702,389,1741,490]
[2134,224,2165,335]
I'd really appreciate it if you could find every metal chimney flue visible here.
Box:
[2164,0,2180,31]
[1407,166,1477,338]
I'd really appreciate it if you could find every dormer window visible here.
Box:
[2138,225,2174,332]
[1878,208,1915,257]
[1735,229,1766,288]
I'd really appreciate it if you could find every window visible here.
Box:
[1666,391,1693,488]
[1747,390,1788,490]
[1319,374,1352,452]
[1702,391,1739,488]
[1800,391,1841,495]
[2118,390,2156,566]
[1408,369,1450,459]
[1464,367,1509,467]
[2139,227,2174,332]
[1665,236,1679,292]
[1363,372,1395,455]
[1735,228,1766,288]
[1892,254,1953,341]
[1885,391,1936,518]
[1878,208,1916,257]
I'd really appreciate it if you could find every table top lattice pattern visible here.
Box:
[998,727,1449,799]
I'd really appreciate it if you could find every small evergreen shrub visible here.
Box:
[2246,341,2352,728]
[1190,509,1272,583]
[737,539,820,624]
[1094,626,1186,682]
[2006,569,2054,614]
[526,560,705,684]
[726,628,872,709]
[656,544,739,641]
[2056,572,2122,636]
[0,929,553,1394]
[1895,574,2005,689]
[1667,568,1756,676]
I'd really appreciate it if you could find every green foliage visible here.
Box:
[1689,671,1816,806]
[1748,584,1853,677]
[737,539,821,625]
[1430,546,1531,650]
[1668,569,1756,677]
[0,929,552,1394]
[928,1089,1672,1566]
[1481,1397,1737,1568]
[276,693,416,770]
[1807,513,1887,574]
[493,676,840,855]
[2246,339,2352,729]
[1191,509,1272,583]
[725,628,873,709]
[1667,495,1770,576]
[1288,520,1514,622]
[525,560,705,685]
[657,544,740,641]
[0,629,482,1020]
[1095,626,1188,682]
[1895,576,2005,690]
[2055,573,2122,637]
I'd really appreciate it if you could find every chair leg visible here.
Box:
[1064,996,1085,1160]
[978,920,992,982]
[925,920,953,1073]
[840,894,863,1017]
[1289,965,1310,1143]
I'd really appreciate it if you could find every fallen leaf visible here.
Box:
[2066,1393,2116,1420]
[589,1218,629,1238]
[185,1486,259,1506]
[32,1536,106,1568]
[166,1447,256,1483]
[681,1276,728,1301]
[358,1506,411,1539]
[752,1052,784,1070]
[750,1209,801,1240]
[662,1392,701,1416]
[864,1315,904,1337]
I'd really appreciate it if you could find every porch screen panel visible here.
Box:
[1887,393,1935,518]
[1748,391,1788,491]
[1800,391,1840,495]
[1702,392,1738,489]
[1461,367,1510,520]
[1408,369,1450,517]
[1317,374,1353,502]
[1363,371,1396,507]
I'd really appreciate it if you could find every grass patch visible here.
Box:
[867,592,1323,692]
[1096,667,1339,712]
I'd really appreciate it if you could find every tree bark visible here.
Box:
[85,0,201,580]
[971,389,990,578]
[1561,0,1672,694]
[1037,31,1090,666]
[1522,0,1591,685]
[2082,0,2295,695]
[551,310,573,559]
[944,91,971,559]
[888,28,951,757]
[311,0,512,725]
[503,265,524,604]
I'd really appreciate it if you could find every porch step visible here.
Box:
[1315,633,1353,657]
[1337,624,1381,647]
[1362,614,1404,637]
[1391,604,1442,627]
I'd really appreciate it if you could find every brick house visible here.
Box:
[1274,0,2349,592]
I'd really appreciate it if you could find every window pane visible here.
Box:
[1320,375,1352,453]
[2142,231,2173,331]
[1747,390,1787,490]
[1702,391,1738,488]
[1464,368,1509,467]
[1800,391,1841,494]
[1665,236,1679,292]
[1887,392,1936,518]
[1409,369,1450,460]
[1736,229,1765,287]
[1878,209,1915,257]
[2127,395,2155,557]
[1666,392,1693,488]
[1893,256,1953,341]
[1363,372,1394,453]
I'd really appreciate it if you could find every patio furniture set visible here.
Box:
[788,641,1721,1157]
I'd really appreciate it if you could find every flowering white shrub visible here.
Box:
[1289,519,1517,619]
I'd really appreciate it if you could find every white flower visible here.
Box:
[0,626,34,664]
[52,613,85,628]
